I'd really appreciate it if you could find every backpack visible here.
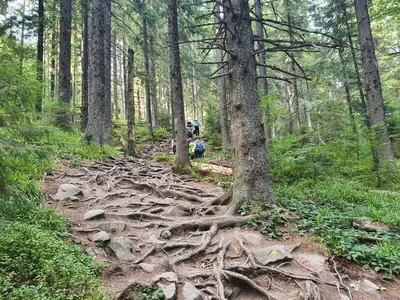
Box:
[195,141,205,153]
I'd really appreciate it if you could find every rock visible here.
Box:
[97,221,126,234]
[167,206,190,217]
[340,294,350,300]
[153,272,178,283]
[182,281,204,300]
[90,231,110,242]
[53,184,83,201]
[158,283,176,300]
[104,262,124,277]
[85,247,96,257]
[353,217,389,232]
[295,253,326,273]
[139,263,156,273]
[109,237,136,262]
[92,247,107,257]
[253,245,293,265]
[243,233,263,246]
[159,229,172,240]
[83,209,105,220]
[147,235,166,245]
[363,279,379,290]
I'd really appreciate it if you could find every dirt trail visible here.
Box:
[44,157,400,300]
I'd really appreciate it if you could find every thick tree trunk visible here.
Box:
[168,0,190,168]
[149,37,158,127]
[142,0,154,137]
[126,48,136,156]
[112,30,119,120]
[81,0,89,132]
[224,0,275,214]
[354,0,395,167]
[36,0,44,113]
[84,0,112,145]
[214,1,230,152]
[58,0,72,126]
[50,0,57,100]
[121,39,126,120]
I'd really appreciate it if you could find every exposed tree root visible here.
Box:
[106,212,175,222]
[214,239,230,300]
[164,189,208,203]
[332,259,354,300]
[222,270,278,300]
[208,190,232,205]
[172,224,218,265]
[133,246,156,264]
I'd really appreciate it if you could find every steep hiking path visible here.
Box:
[44,157,399,300]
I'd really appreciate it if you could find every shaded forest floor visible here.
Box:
[44,154,400,300]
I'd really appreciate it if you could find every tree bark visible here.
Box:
[58,0,72,126]
[141,0,154,137]
[50,0,57,100]
[214,1,230,152]
[354,0,395,167]
[126,48,136,156]
[112,30,119,120]
[149,36,158,127]
[168,0,190,168]
[223,0,275,214]
[81,0,89,132]
[36,0,44,113]
[84,0,112,145]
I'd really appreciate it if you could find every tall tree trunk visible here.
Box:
[36,0,44,113]
[19,0,26,75]
[81,0,89,132]
[354,0,395,168]
[142,0,154,137]
[149,37,158,127]
[254,0,272,149]
[214,1,230,152]
[285,0,301,130]
[126,48,136,156]
[224,0,275,214]
[342,0,367,114]
[112,30,119,120]
[121,39,126,120]
[84,0,112,145]
[50,0,57,100]
[137,85,142,120]
[58,0,72,126]
[168,0,190,168]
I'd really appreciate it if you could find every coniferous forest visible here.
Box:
[0,0,400,299]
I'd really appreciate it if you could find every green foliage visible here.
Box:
[139,286,164,300]
[154,152,174,164]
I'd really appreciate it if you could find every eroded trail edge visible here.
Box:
[45,157,397,300]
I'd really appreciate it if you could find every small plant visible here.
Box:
[139,286,164,300]
[154,152,173,164]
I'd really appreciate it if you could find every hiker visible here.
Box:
[194,137,205,158]
[188,138,196,159]
[187,121,193,138]
[171,139,176,155]
[193,119,200,136]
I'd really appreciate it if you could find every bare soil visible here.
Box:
[44,157,400,300]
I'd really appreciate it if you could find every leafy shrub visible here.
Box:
[154,152,173,164]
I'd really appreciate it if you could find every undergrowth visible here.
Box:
[0,122,113,299]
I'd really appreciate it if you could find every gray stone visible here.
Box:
[157,283,176,300]
[153,272,178,283]
[296,253,326,273]
[353,217,389,232]
[147,235,166,245]
[92,247,107,257]
[139,263,156,273]
[363,279,379,290]
[105,262,124,277]
[97,221,126,234]
[53,184,83,201]
[242,233,263,246]
[159,229,172,240]
[90,231,110,242]
[253,245,293,265]
[340,294,350,300]
[167,206,190,217]
[109,237,136,262]
[182,281,204,300]
[83,209,105,220]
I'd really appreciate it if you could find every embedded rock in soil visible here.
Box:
[158,283,176,300]
[146,235,166,245]
[83,209,105,220]
[253,246,293,265]
[363,279,379,290]
[296,253,326,273]
[352,217,389,232]
[182,281,204,300]
[139,263,156,273]
[109,237,136,262]
[90,231,110,242]
[97,221,126,234]
[153,272,178,283]
[242,233,263,246]
[167,206,190,217]
[104,262,124,277]
[53,184,83,201]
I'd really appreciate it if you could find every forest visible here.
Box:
[0,0,399,299]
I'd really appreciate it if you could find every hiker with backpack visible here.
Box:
[193,119,200,136]
[194,137,206,158]
[188,138,196,159]
[186,121,193,138]
[171,139,176,155]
